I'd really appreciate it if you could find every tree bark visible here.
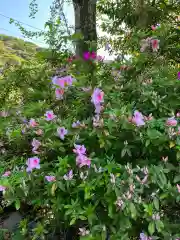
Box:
[73,0,97,56]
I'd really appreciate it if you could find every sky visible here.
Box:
[0,0,114,59]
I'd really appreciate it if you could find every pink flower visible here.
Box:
[166,117,177,127]
[151,25,156,30]
[177,184,180,193]
[64,75,74,86]
[2,171,11,177]
[45,110,56,121]
[55,88,64,100]
[26,157,40,172]
[29,119,38,127]
[76,154,91,168]
[132,110,145,126]
[151,39,160,52]
[0,185,6,192]
[83,51,91,60]
[73,144,86,155]
[52,76,65,88]
[45,176,56,182]
[63,170,73,180]
[31,138,41,153]
[176,112,180,117]
[91,88,104,105]
[178,72,180,80]
[57,127,68,140]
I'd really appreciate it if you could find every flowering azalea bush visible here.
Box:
[0,24,180,240]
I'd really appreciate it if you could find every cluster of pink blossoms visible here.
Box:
[91,88,104,115]
[73,144,91,168]
[140,37,160,52]
[52,75,74,100]
[83,51,104,61]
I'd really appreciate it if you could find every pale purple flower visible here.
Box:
[166,117,177,127]
[76,154,91,168]
[72,120,81,128]
[31,138,41,153]
[105,42,111,51]
[91,88,104,105]
[73,144,86,155]
[45,110,56,121]
[0,185,6,192]
[26,157,40,172]
[2,171,11,177]
[140,233,150,240]
[52,76,65,88]
[95,103,103,114]
[57,127,68,140]
[29,118,38,127]
[45,176,56,182]
[53,75,74,88]
[64,75,74,86]
[132,110,145,126]
[63,170,73,180]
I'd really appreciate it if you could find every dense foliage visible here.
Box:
[1,1,180,240]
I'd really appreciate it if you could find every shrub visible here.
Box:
[0,24,180,240]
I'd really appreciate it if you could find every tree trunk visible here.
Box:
[73,0,97,56]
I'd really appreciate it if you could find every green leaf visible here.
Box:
[153,198,159,211]
[15,199,20,210]
[70,218,76,225]
[155,220,164,232]
[174,175,180,183]
[129,202,137,219]
[147,129,162,140]
[148,222,155,235]
[79,215,87,220]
